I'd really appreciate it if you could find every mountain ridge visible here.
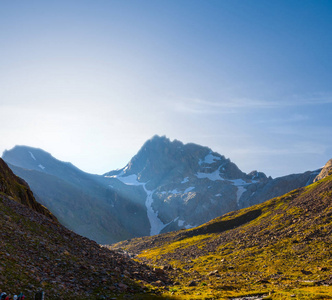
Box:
[2,147,139,244]
[2,135,321,243]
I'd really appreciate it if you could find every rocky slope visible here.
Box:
[0,160,169,299]
[0,158,55,220]
[3,136,320,243]
[110,164,332,299]
[314,158,332,182]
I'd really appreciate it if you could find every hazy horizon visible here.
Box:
[1,1,332,178]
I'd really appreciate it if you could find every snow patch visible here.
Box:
[229,179,247,186]
[176,219,194,229]
[199,152,221,165]
[170,189,180,194]
[184,187,195,193]
[236,186,246,206]
[181,177,189,184]
[144,186,170,236]
[105,170,125,179]
[227,178,248,206]
[112,174,144,186]
[38,164,45,170]
[196,168,225,181]
[29,151,36,161]
[185,224,195,229]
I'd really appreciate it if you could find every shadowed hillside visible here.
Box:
[0,159,171,299]
[0,158,56,220]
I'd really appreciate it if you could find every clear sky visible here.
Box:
[1,0,332,178]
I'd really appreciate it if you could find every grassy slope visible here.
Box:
[111,175,332,299]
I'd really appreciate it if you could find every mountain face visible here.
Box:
[110,172,332,299]
[2,136,320,243]
[104,135,319,235]
[0,172,168,299]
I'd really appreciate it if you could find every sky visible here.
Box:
[1,0,332,178]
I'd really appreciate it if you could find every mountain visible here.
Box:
[104,135,319,235]
[2,146,148,244]
[0,159,169,299]
[2,136,320,243]
[110,165,332,299]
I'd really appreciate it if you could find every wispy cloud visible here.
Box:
[169,94,332,115]
[171,97,276,115]
[231,142,327,156]
[256,113,310,124]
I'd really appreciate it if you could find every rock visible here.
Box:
[207,270,219,276]
[118,283,128,290]
[256,279,270,284]
[314,159,332,182]
[161,265,173,271]
[151,280,164,287]
[188,280,197,287]
[153,268,165,275]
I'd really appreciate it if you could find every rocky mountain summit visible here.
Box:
[104,135,319,235]
[2,136,320,243]
[0,159,169,299]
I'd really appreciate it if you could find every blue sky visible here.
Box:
[1,0,332,177]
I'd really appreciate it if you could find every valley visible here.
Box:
[2,1,332,299]
[1,137,331,299]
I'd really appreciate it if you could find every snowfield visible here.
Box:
[199,152,221,165]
